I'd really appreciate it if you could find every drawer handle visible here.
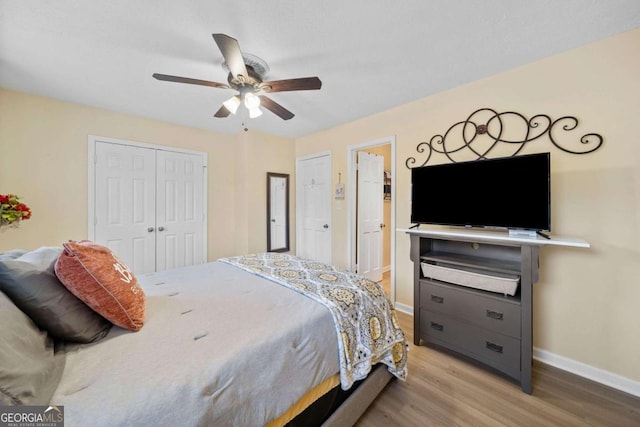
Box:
[486,341,503,354]
[430,294,444,304]
[486,309,504,320]
[430,322,444,332]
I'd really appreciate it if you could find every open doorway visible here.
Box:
[347,137,395,302]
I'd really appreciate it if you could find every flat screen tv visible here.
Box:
[411,152,551,232]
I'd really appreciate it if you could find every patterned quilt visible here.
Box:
[219,252,408,389]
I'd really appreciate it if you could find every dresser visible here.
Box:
[402,227,589,394]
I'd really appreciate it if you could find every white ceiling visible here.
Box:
[1,1,639,139]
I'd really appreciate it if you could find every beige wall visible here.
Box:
[0,88,296,260]
[235,130,296,255]
[296,28,640,382]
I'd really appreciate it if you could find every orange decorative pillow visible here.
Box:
[54,241,145,331]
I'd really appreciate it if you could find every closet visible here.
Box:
[89,137,207,274]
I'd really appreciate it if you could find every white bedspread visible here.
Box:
[219,253,408,389]
[50,261,338,427]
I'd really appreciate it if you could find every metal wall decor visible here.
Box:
[405,107,604,168]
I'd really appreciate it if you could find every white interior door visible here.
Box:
[357,151,384,281]
[156,150,205,271]
[94,142,157,274]
[296,154,332,263]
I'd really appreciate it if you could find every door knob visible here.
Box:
[271,219,276,222]
[147,227,155,232]
[158,226,165,232]
[380,223,386,229]
[323,224,329,229]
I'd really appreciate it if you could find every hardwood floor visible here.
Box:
[379,270,391,297]
[355,311,640,427]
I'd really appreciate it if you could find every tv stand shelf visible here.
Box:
[420,252,521,275]
[400,227,589,394]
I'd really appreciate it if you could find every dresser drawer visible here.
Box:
[420,280,521,338]
[420,310,521,379]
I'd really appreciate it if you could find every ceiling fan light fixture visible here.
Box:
[249,107,263,118]
[244,92,261,109]
[154,34,321,121]
[223,95,241,114]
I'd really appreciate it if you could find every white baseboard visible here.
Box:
[533,347,640,398]
[394,302,413,315]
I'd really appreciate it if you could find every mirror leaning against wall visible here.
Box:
[267,172,290,252]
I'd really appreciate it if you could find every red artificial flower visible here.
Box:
[0,194,32,226]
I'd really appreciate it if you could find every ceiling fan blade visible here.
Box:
[212,33,249,81]
[214,105,231,118]
[153,73,229,89]
[261,77,322,93]
[259,95,295,120]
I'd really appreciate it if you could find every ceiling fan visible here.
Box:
[153,33,322,121]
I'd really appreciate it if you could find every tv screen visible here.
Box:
[411,152,551,231]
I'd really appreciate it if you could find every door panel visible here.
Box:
[297,154,331,263]
[357,151,384,281]
[95,142,156,274]
[156,150,204,271]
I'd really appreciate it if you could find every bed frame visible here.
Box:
[323,366,393,426]
[286,364,393,426]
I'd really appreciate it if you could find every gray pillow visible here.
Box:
[0,249,27,260]
[0,290,65,405]
[0,247,112,343]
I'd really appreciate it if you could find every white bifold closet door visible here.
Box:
[94,141,205,274]
[155,150,204,271]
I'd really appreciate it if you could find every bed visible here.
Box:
[0,244,408,426]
